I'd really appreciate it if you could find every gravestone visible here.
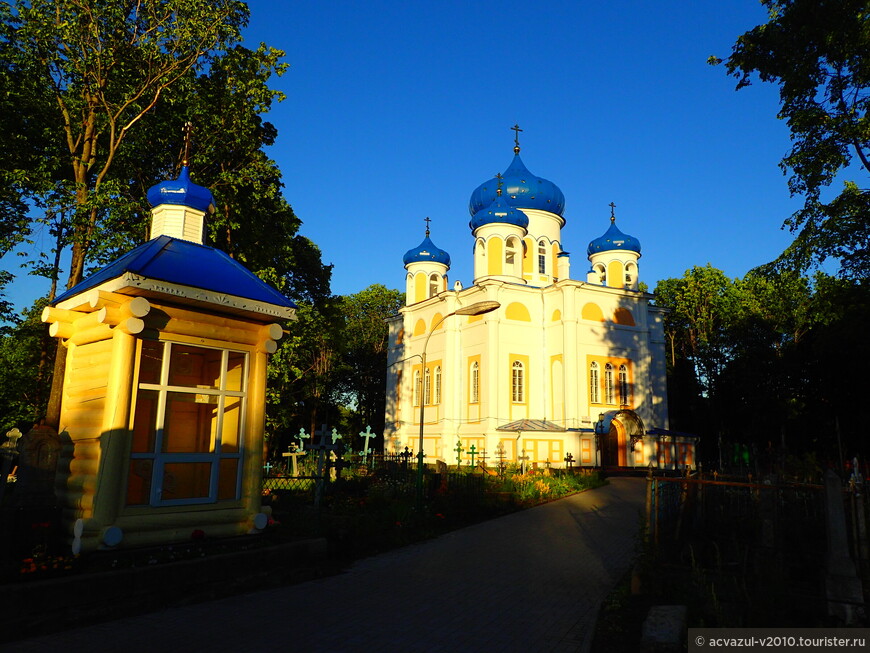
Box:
[1,428,23,503]
[640,605,686,653]
[824,469,866,624]
[282,443,305,477]
[16,425,63,507]
[436,459,449,491]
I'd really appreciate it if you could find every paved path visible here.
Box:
[5,477,645,653]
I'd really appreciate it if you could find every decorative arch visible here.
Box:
[414,271,427,302]
[506,302,531,321]
[428,273,440,298]
[607,260,624,288]
[505,236,521,276]
[581,302,605,322]
[488,237,503,276]
[551,243,559,278]
[625,262,637,287]
[523,237,534,274]
[594,263,606,285]
[431,312,444,332]
[613,307,635,326]
[551,309,562,322]
[413,318,426,336]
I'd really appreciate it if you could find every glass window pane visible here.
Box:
[220,396,242,452]
[163,392,218,453]
[139,340,163,384]
[168,345,222,389]
[126,460,153,506]
[131,389,159,453]
[162,462,212,500]
[226,351,245,392]
[218,458,239,500]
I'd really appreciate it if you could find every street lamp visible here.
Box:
[416,300,500,509]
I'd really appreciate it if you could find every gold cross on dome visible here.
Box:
[609,202,616,222]
[182,122,193,166]
[511,124,523,153]
[424,216,431,236]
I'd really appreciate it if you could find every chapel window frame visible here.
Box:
[470,361,480,404]
[538,240,547,274]
[127,340,249,508]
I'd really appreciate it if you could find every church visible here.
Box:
[384,130,695,470]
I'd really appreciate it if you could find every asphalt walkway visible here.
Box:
[5,477,646,653]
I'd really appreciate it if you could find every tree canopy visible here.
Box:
[711,0,870,279]
[654,265,867,465]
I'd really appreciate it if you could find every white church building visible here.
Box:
[384,135,696,470]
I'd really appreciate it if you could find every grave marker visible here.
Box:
[468,444,478,468]
[295,427,310,452]
[495,441,507,477]
[518,448,530,475]
[359,426,376,464]
[454,440,464,467]
[282,443,305,477]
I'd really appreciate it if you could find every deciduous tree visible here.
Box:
[711,0,870,279]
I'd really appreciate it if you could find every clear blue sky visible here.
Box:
[246,0,801,297]
[8,0,807,311]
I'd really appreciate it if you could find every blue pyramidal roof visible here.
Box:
[53,235,295,310]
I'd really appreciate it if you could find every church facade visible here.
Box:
[384,135,695,470]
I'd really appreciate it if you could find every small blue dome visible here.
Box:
[403,236,451,267]
[469,194,529,231]
[147,166,215,212]
[469,154,565,217]
[587,219,641,256]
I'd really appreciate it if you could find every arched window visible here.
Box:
[604,363,615,404]
[511,360,524,403]
[428,273,439,298]
[413,370,421,407]
[434,366,442,404]
[505,238,518,267]
[595,263,606,285]
[424,367,431,405]
[470,361,480,404]
[618,364,629,405]
[538,240,547,274]
[590,362,600,403]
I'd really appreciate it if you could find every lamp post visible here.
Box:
[416,300,500,510]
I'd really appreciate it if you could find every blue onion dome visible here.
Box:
[469,154,565,217]
[587,217,642,256]
[403,235,451,266]
[147,165,215,212]
[469,193,529,231]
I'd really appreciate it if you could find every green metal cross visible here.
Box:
[296,427,310,452]
[455,440,464,467]
[468,444,477,468]
[359,426,376,464]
